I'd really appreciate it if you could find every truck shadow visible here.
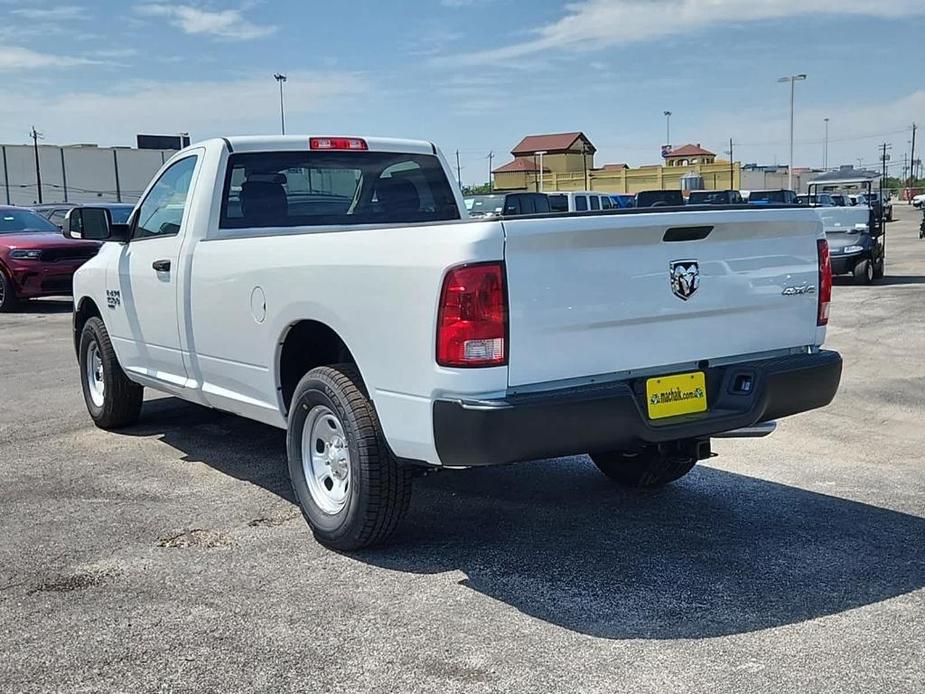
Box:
[127,397,925,641]
[833,275,925,287]
[16,298,73,314]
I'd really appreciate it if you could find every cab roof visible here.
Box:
[208,135,437,156]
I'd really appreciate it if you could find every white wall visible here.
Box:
[0,144,175,206]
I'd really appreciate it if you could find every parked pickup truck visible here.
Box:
[67,135,842,550]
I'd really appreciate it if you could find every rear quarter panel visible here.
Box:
[188,220,506,463]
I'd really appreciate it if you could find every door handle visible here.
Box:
[152,259,171,272]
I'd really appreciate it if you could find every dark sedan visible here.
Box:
[0,206,101,311]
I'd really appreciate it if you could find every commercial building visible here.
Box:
[0,141,181,206]
[492,131,740,193]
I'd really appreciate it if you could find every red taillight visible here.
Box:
[436,262,507,368]
[309,137,368,151]
[817,239,832,326]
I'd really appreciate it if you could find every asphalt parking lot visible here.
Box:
[1,206,923,694]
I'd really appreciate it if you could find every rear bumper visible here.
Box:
[433,350,842,467]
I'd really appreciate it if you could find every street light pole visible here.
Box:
[663,110,672,151]
[273,73,287,135]
[823,117,829,170]
[778,74,806,191]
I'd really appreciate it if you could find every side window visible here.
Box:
[520,195,536,215]
[533,195,550,214]
[601,196,613,209]
[504,195,521,216]
[133,156,198,240]
[590,196,601,211]
[575,195,588,211]
[549,195,568,212]
[49,209,68,227]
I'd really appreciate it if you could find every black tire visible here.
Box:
[79,317,144,429]
[590,446,697,488]
[873,252,885,279]
[286,364,412,550]
[853,259,874,285]
[0,270,19,313]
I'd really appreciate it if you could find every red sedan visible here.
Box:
[0,206,101,312]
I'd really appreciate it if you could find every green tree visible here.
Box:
[461,183,492,195]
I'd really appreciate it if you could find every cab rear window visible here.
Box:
[220,151,460,229]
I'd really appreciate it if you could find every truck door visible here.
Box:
[107,154,200,389]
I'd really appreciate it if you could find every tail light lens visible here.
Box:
[817,239,832,326]
[436,262,507,367]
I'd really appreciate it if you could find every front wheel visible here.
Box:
[79,317,144,428]
[591,446,697,488]
[853,258,875,285]
[873,252,885,279]
[0,270,19,313]
[286,364,412,550]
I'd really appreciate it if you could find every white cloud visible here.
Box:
[10,5,87,21]
[447,0,925,65]
[0,46,98,71]
[136,3,276,40]
[0,72,370,144]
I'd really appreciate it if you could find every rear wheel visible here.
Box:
[853,258,874,285]
[591,445,697,488]
[79,317,144,428]
[287,364,413,550]
[0,270,19,312]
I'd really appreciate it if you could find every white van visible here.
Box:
[548,191,614,213]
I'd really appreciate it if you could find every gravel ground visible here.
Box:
[1,205,923,693]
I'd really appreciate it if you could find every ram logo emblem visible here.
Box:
[670,260,700,301]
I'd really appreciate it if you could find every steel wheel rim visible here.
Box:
[867,260,874,282]
[86,341,105,407]
[0,275,5,304]
[301,405,351,514]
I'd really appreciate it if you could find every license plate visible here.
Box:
[645,371,708,420]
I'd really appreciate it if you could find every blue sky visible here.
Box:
[1,0,923,185]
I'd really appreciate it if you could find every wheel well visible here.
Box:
[278,320,356,413]
[73,298,102,356]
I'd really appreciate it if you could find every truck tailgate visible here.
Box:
[502,208,822,388]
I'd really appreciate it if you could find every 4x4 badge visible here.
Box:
[670,260,699,301]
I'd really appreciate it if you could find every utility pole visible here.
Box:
[880,142,892,185]
[778,74,806,191]
[487,151,493,192]
[456,149,462,189]
[30,126,43,204]
[823,117,829,170]
[273,73,287,135]
[910,122,917,190]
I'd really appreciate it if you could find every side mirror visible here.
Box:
[63,207,129,242]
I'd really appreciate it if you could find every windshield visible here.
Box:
[636,190,684,207]
[466,195,506,217]
[0,208,59,234]
[749,190,791,204]
[106,206,134,224]
[689,191,730,204]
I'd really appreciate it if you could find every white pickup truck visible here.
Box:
[67,135,842,549]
